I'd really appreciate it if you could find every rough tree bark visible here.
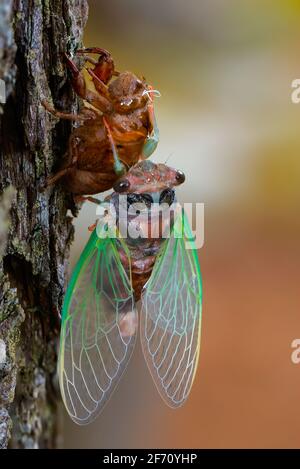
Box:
[0,0,88,448]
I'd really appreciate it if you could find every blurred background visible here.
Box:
[62,0,300,448]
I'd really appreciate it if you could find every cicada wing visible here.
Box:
[58,229,137,425]
[140,209,202,407]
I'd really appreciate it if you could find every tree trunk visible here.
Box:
[0,0,88,449]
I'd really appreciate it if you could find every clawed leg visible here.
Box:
[45,167,71,187]
[88,220,98,232]
[64,53,112,113]
[142,86,160,158]
[74,195,101,205]
[82,54,119,78]
[43,137,80,189]
[87,68,110,99]
[102,117,126,176]
[42,100,97,121]
[77,47,120,83]
[77,47,119,98]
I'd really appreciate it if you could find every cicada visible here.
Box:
[42,48,159,197]
[58,160,202,424]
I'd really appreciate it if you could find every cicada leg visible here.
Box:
[42,100,97,121]
[142,86,160,159]
[74,196,101,205]
[87,68,110,100]
[88,220,98,231]
[64,53,113,113]
[102,117,126,176]
[77,47,121,80]
[43,167,71,188]
[43,137,80,189]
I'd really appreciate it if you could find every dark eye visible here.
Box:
[127,193,153,210]
[159,189,175,206]
[113,179,130,193]
[175,170,185,184]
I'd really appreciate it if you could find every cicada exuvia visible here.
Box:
[58,161,202,424]
[42,47,160,197]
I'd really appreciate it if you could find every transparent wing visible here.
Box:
[140,209,202,407]
[58,229,137,425]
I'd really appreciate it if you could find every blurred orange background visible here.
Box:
[62,0,300,448]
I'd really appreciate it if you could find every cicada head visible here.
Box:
[111,161,185,241]
[113,160,185,195]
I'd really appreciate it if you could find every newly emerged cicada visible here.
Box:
[59,160,202,424]
[42,48,159,197]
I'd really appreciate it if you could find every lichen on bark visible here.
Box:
[0,0,88,449]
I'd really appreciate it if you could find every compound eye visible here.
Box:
[113,179,130,193]
[175,170,185,184]
[159,189,175,206]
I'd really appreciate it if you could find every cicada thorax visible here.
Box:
[110,189,177,301]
